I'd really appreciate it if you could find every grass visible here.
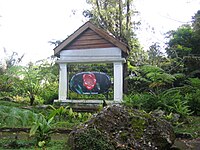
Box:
[174,116,200,138]
[0,130,70,149]
[0,139,69,150]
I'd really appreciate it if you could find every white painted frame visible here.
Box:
[56,47,125,103]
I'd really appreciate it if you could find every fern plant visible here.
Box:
[0,105,37,127]
[127,65,176,93]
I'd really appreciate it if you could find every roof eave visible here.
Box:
[54,21,91,56]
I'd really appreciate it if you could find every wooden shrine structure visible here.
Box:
[53,21,129,104]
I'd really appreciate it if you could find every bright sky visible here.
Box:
[0,0,200,64]
[135,0,200,50]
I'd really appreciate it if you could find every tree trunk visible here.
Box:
[126,0,130,32]
[118,0,123,38]
[123,63,129,94]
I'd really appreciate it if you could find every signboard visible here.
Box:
[70,72,111,94]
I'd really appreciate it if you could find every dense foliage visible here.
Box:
[0,56,58,105]
[165,25,194,58]
[0,5,200,149]
[166,10,200,58]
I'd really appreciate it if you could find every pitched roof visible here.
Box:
[54,21,129,56]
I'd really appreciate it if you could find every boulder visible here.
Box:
[68,105,176,150]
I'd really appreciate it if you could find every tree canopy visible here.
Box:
[165,25,193,58]
[165,10,200,58]
[84,0,144,65]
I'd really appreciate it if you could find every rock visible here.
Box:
[68,105,176,150]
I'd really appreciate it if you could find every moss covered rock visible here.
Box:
[68,105,175,150]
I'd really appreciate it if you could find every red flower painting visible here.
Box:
[83,73,97,90]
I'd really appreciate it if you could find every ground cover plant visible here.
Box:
[0,99,92,149]
[0,105,38,128]
[0,139,68,150]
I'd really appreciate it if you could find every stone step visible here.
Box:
[53,99,120,112]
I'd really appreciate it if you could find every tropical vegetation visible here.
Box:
[0,0,200,149]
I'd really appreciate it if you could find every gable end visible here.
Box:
[64,29,115,50]
[54,21,129,56]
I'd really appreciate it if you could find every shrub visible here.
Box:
[30,114,54,146]
[69,128,114,150]
[123,92,161,112]
[186,90,200,115]
[124,89,193,118]
[127,65,176,94]
[40,82,58,104]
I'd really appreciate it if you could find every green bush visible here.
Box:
[48,105,92,124]
[70,128,114,150]
[123,89,192,118]
[123,93,160,112]
[40,82,58,104]
[30,113,54,146]
[186,90,200,115]
[127,65,176,93]
[186,78,200,115]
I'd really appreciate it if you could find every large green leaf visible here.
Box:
[30,123,39,136]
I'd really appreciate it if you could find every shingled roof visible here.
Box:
[54,21,129,57]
